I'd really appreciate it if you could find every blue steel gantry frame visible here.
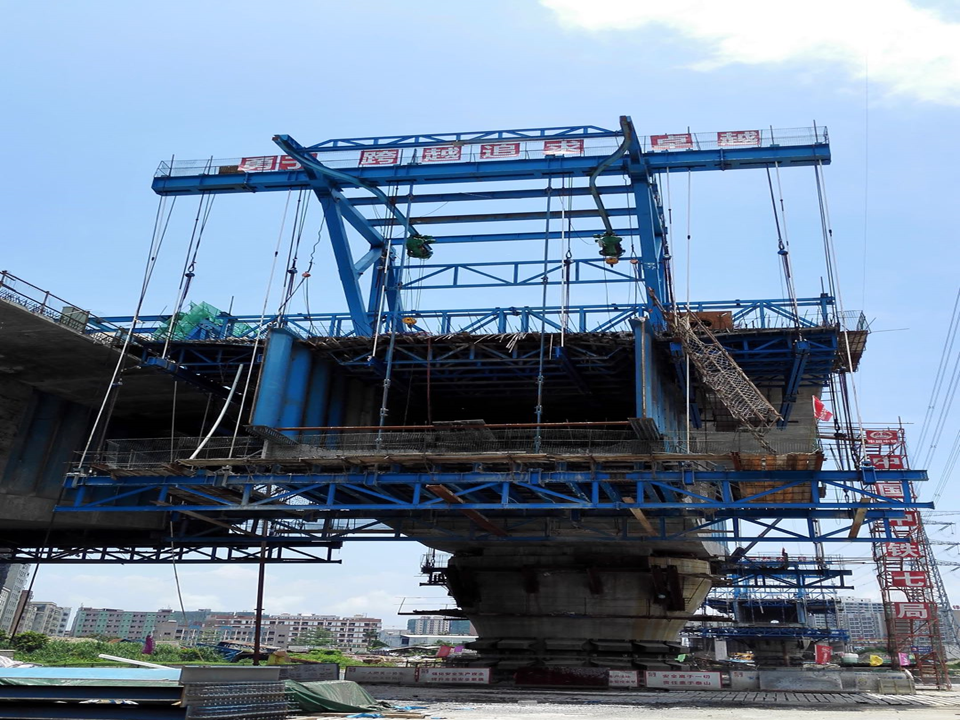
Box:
[151,120,831,335]
[34,119,913,566]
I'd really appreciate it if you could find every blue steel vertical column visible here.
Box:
[303,360,332,429]
[250,329,295,427]
[631,317,647,420]
[325,371,347,428]
[279,345,312,437]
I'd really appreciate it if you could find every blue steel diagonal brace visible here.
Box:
[624,117,670,305]
[272,134,421,335]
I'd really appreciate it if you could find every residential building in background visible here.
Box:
[835,598,887,645]
[406,616,449,635]
[400,633,477,647]
[405,616,477,636]
[0,564,30,634]
[20,602,71,636]
[155,611,382,649]
[71,607,173,639]
[448,619,476,635]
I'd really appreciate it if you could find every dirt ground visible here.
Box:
[360,686,960,720]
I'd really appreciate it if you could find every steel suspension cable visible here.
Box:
[376,185,414,446]
[766,164,803,334]
[815,161,865,455]
[229,190,294,454]
[162,191,216,359]
[77,193,177,469]
[916,288,960,454]
[535,180,554,451]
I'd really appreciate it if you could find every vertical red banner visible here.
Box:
[815,644,832,664]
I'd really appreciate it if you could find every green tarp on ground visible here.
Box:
[285,679,385,713]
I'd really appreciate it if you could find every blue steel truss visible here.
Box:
[59,469,930,545]
[696,626,849,641]
[95,296,836,340]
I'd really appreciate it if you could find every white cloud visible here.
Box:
[541,0,960,105]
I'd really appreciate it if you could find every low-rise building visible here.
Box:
[71,607,174,640]
[158,611,382,650]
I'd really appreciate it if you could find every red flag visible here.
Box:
[812,396,833,422]
[436,645,452,658]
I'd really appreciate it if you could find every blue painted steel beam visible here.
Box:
[388,227,637,245]
[624,117,669,302]
[401,257,640,290]
[370,206,635,227]
[317,193,372,334]
[151,145,831,196]
[779,340,811,426]
[347,184,632,206]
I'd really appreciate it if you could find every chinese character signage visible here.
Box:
[238,156,278,173]
[869,454,905,470]
[884,542,923,558]
[651,133,693,151]
[344,666,417,684]
[888,510,919,537]
[277,153,319,171]
[718,130,760,147]
[875,482,905,499]
[608,670,640,688]
[891,570,929,588]
[479,142,521,159]
[865,429,900,445]
[544,139,584,155]
[359,149,401,166]
[421,145,462,163]
[645,671,721,689]
[894,602,932,619]
[228,128,775,173]
[418,667,492,684]
[815,644,832,664]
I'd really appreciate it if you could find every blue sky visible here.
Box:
[3,0,960,625]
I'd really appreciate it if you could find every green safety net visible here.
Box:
[156,301,253,341]
[285,679,385,713]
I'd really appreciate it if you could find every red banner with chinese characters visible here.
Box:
[543,139,584,155]
[815,644,832,664]
[889,511,919,537]
[884,542,923,559]
[875,481,905,499]
[864,429,900,445]
[238,156,278,173]
[891,570,929,588]
[894,602,932,620]
[359,149,401,166]
[421,145,462,163]
[718,130,761,147]
[651,133,693,151]
[479,142,520,160]
[868,454,905,470]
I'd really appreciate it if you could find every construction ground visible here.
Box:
[332,685,960,718]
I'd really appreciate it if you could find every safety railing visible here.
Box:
[0,270,135,347]
[91,296,841,341]
[155,126,828,178]
[87,426,820,471]
[92,436,264,470]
